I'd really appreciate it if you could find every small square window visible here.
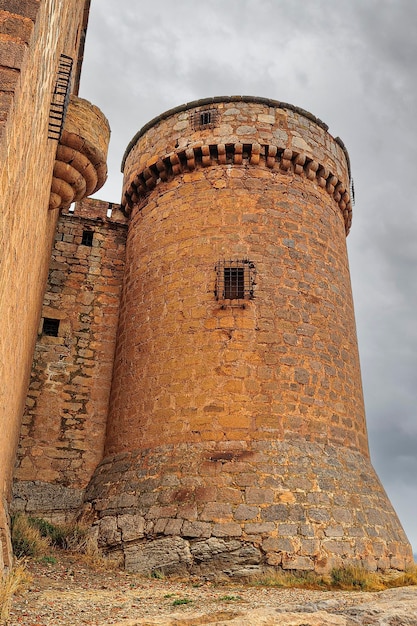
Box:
[43,318,60,337]
[215,260,256,303]
[81,230,93,246]
[192,107,218,130]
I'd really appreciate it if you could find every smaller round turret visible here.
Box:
[49,95,110,210]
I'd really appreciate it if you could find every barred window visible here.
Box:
[200,111,211,125]
[192,107,219,130]
[224,267,244,299]
[215,260,256,302]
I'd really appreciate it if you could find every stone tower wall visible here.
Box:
[12,198,127,523]
[0,0,91,570]
[109,98,364,457]
[84,98,412,576]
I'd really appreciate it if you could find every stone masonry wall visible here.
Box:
[86,441,412,577]
[110,98,363,457]
[0,1,39,135]
[84,98,413,574]
[12,198,127,522]
[0,0,89,569]
[111,166,365,452]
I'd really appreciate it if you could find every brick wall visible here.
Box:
[13,198,127,522]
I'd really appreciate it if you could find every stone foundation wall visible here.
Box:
[85,440,412,577]
[12,198,127,522]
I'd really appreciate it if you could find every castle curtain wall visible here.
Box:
[0,0,102,569]
[12,200,127,521]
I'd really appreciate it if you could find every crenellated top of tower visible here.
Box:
[121,96,353,234]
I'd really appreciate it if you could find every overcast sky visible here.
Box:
[80,0,417,553]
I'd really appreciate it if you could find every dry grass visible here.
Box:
[253,564,417,592]
[78,535,123,570]
[11,514,122,573]
[12,514,91,556]
[10,514,120,588]
[253,568,328,590]
[11,515,50,558]
[0,561,32,625]
[329,565,385,591]
[382,564,417,589]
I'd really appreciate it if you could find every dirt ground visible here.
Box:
[7,552,417,625]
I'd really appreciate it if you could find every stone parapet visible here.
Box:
[122,97,352,233]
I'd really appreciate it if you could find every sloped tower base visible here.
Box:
[84,439,412,576]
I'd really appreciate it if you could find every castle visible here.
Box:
[0,0,413,576]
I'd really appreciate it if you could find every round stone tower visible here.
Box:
[84,97,413,576]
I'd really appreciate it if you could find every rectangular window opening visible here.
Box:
[215,259,255,303]
[81,230,93,246]
[43,318,60,337]
[192,107,218,130]
[224,267,244,300]
[200,111,211,125]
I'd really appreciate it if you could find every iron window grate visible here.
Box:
[215,260,256,302]
[48,54,73,140]
[192,107,219,130]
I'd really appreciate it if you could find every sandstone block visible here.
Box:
[201,502,233,521]
[182,520,211,538]
[163,518,183,536]
[98,516,121,547]
[234,504,259,521]
[324,525,344,538]
[282,554,315,570]
[246,487,274,505]
[124,536,192,574]
[322,539,354,557]
[117,513,145,542]
[244,522,275,534]
[261,504,288,522]
[263,537,295,553]
[212,523,242,537]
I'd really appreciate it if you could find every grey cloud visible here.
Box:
[81,0,417,552]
